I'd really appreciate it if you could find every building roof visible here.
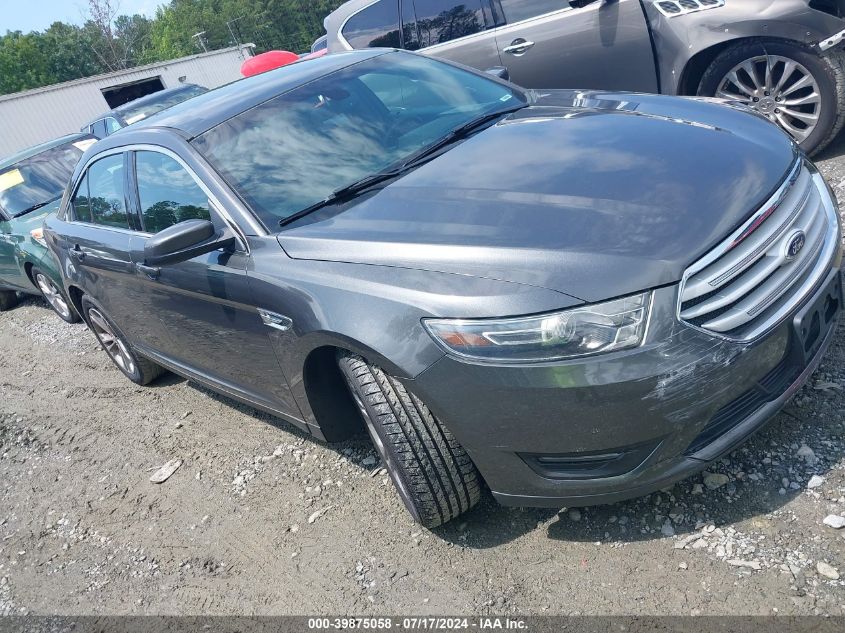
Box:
[0,44,255,104]
[129,49,387,139]
[0,133,91,170]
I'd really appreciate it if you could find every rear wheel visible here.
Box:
[31,267,80,323]
[338,351,481,528]
[698,40,845,155]
[81,296,165,385]
[0,290,18,311]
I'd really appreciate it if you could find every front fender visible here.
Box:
[642,0,845,94]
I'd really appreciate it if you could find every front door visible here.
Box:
[126,149,300,418]
[492,0,659,91]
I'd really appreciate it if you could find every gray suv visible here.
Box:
[325,0,845,154]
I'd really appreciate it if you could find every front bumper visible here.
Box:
[410,267,842,508]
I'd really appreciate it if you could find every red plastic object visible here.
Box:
[241,50,301,77]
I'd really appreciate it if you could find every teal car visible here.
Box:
[0,134,96,322]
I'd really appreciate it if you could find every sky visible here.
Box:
[1,0,162,33]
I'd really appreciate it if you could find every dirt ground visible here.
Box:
[2,143,845,618]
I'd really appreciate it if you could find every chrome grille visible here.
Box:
[678,160,839,340]
[654,0,724,17]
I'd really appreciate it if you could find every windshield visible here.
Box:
[0,141,86,219]
[193,52,526,227]
[121,85,208,124]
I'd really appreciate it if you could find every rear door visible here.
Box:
[491,0,658,91]
[408,0,502,70]
[57,151,146,333]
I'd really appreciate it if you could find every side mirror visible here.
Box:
[144,219,236,266]
[485,66,510,81]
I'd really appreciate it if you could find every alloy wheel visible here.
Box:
[716,55,822,144]
[35,273,72,320]
[87,307,136,376]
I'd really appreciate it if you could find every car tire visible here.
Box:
[698,39,845,156]
[338,351,481,528]
[31,267,80,324]
[0,290,18,311]
[81,296,166,385]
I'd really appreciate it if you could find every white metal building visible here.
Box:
[0,44,255,158]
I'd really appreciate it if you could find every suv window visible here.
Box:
[75,154,129,229]
[413,0,486,47]
[135,151,211,233]
[342,0,401,49]
[104,117,122,135]
[499,0,568,23]
[92,119,107,138]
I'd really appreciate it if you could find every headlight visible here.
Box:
[30,228,47,247]
[423,292,651,363]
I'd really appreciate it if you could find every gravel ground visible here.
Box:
[1,141,845,617]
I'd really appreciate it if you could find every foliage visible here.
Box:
[0,0,346,95]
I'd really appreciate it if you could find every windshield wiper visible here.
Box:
[278,168,404,228]
[400,104,525,170]
[12,198,57,218]
[278,104,525,228]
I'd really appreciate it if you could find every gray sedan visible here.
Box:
[44,50,842,527]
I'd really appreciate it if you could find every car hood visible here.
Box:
[7,200,59,232]
[278,90,798,303]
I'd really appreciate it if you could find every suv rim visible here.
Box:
[87,307,136,375]
[716,55,821,144]
[35,273,71,320]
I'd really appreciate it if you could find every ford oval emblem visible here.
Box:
[785,231,806,261]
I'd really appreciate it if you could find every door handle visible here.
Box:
[136,263,160,280]
[69,246,86,262]
[503,39,535,55]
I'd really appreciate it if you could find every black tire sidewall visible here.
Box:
[80,296,145,384]
[699,40,838,155]
[31,266,79,324]
[338,360,425,524]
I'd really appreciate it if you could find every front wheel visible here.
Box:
[31,267,80,323]
[698,40,845,155]
[338,351,481,528]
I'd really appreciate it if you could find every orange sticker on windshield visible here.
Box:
[0,169,24,193]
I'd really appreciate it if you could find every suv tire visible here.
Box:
[338,351,481,528]
[698,39,845,156]
[31,267,80,323]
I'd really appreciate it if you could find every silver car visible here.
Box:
[324,0,845,154]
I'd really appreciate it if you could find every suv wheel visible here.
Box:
[338,351,481,528]
[0,290,18,311]
[698,39,845,155]
[32,267,80,323]
[81,296,165,385]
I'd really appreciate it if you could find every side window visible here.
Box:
[72,172,92,223]
[92,119,107,138]
[86,154,130,229]
[342,0,401,49]
[499,0,569,23]
[413,0,486,47]
[134,151,211,234]
[104,118,122,135]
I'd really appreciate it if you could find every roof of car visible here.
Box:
[0,133,92,171]
[113,82,206,113]
[129,49,388,139]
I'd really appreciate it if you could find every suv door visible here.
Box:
[409,0,502,69]
[491,0,658,91]
[126,149,300,418]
